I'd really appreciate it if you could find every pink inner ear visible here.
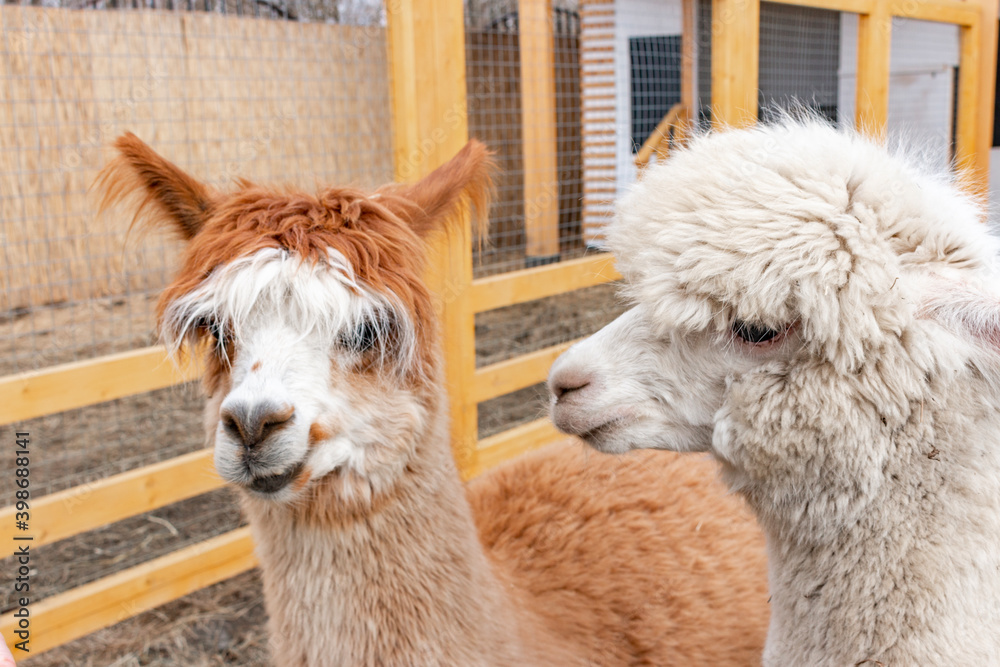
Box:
[920,279,1000,351]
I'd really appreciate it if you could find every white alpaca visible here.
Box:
[98,134,770,666]
[549,120,1000,665]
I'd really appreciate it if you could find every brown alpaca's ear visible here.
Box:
[392,139,496,242]
[94,132,215,240]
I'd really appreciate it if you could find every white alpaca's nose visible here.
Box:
[548,364,593,401]
[548,353,605,437]
[548,348,601,426]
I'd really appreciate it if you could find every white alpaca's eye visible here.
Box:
[732,320,779,344]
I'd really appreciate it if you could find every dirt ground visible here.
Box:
[3,275,625,666]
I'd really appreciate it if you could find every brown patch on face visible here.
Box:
[308,422,332,447]
[251,360,262,372]
[203,345,235,400]
[99,135,493,389]
[292,466,312,492]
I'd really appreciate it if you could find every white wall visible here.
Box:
[613,0,683,191]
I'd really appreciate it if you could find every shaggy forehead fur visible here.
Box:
[159,184,434,354]
[612,121,999,370]
[161,247,410,361]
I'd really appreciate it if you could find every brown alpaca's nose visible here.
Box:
[221,402,295,448]
[549,367,592,401]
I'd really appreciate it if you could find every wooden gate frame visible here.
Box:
[712,0,998,192]
[2,0,997,656]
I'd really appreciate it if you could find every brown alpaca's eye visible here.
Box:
[733,320,779,344]
[198,317,228,345]
[342,318,380,353]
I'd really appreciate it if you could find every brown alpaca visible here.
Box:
[97,134,769,666]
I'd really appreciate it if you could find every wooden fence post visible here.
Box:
[968,0,998,195]
[956,21,982,180]
[519,0,561,266]
[682,0,696,119]
[711,0,760,127]
[855,3,891,135]
[387,0,479,472]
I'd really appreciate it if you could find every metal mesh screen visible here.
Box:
[698,2,851,128]
[695,0,710,121]
[753,7,959,168]
[758,2,841,123]
[467,2,585,275]
[1,4,391,374]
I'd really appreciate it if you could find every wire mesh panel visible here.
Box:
[758,2,841,123]
[698,1,858,130]
[467,1,584,275]
[695,0,710,121]
[1,5,391,373]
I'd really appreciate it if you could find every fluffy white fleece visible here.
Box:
[549,120,1000,665]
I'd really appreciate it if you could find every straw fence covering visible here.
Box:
[0,5,393,317]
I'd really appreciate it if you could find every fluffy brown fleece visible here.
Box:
[468,443,770,666]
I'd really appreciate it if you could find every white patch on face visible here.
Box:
[309,434,366,480]
[548,306,796,455]
[162,247,415,367]
[163,247,418,500]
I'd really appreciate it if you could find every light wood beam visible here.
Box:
[520,0,561,263]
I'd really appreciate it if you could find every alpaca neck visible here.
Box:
[760,442,1000,665]
[243,411,546,667]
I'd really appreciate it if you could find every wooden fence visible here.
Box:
[2,0,998,657]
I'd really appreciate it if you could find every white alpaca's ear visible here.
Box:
[919,278,1000,353]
